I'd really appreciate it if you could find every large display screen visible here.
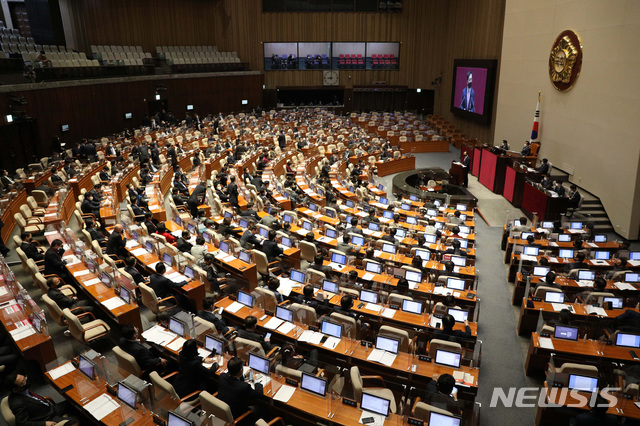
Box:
[450,59,497,125]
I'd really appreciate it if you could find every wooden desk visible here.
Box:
[399,140,449,153]
[375,156,416,177]
[478,148,508,194]
[23,171,52,192]
[0,189,27,242]
[522,182,568,221]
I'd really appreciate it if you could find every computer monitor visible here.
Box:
[162,252,173,268]
[401,299,423,315]
[630,252,640,261]
[375,335,400,354]
[324,208,334,219]
[308,203,317,212]
[521,232,534,240]
[186,222,196,234]
[248,353,270,375]
[554,325,579,341]
[361,392,391,418]
[205,335,224,355]
[100,272,112,288]
[406,216,417,225]
[603,297,624,309]
[577,270,595,281]
[523,246,539,256]
[169,317,186,337]
[558,249,575,259]
[302,221,313,231]
[557,234,571,242]
[456,204,467,211]
[426,209,438,217]
[615,333,640,348]
[395,228,407,238]
[568,374,598,393]
[238,291,253,307]
[352,235,365,246]
[541,221,554,229]
[331,252,346,265]
[119,285,131,304]
[78,354,96,380]
[410,195,418,201]
[203,232,212,243]
[458,226,471,235]
[325,228,338,239]
[223,211,232,218]
[85,257,98,274]
[238,219,248,229]
[317,188,324,197]
[625,272,640,283]
[448,308,469,323]
[346,200,355,208]
[446,277,466,291]
[401,203,411,210]
[219,241,229,254]
[450,256,466,267]
[360,289,378,304]
[377,197,387,205]
[414,249,431,261]
[434,349,461,368]
[320,320,342,338]
[276,306,294,323]
[434,222,444,230]
[117,382,138,409]
[594,234,607,243]
[533,266,551,277]
[281,237,292,248]
[593,251,610,260]
[434,200,441,207]
[428,411,461,426]
[300,372,327,397]
[544,292,564,303]
[382,243,396,254]
[322,280,339,293]
[167,411,194,426]
[382,210,394,220]
[570,222,583,230]
[239,251,251,263]
[378,184,384,191]
[368,222,380,231]
[425,234,438,244]
[183,265,195,280]
[404,270,422,284]
[283,213,293,223]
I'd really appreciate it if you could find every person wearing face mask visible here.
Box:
[5,370,80,425]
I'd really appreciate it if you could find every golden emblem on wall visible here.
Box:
[549,30,583,92]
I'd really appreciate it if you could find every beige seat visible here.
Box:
[289,302,317,326]
[387,293,413,307]
[199,391,252,425]
[113,345,143,377]
[275,364,302,381]
[533,286,563,299]
[254,287,278,312]
[42,294,73,327]
[412,401,455,422]
[555,362,598,377]
[31,190,49,206]
[139,282,178,315]
[35,272,74,297]
[350,366,397,413]
[251,249,280,279]
[149,371,200,402]
[379,325,415,353]
[330,312,358,339]
[307,269,326,285]
[14,213,44,235]
[234,336,269,358]
[584,291,615,305]
[428,339,462,358]
[63,308,110,344]
[299,241,318,265]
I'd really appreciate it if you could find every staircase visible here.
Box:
[573,196,614,234]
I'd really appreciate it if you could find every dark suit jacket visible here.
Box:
[124,265,145,284]
[47,288,76,310]
[217,373,263,419]
[173,355,218,398]
[423,381,461,414]
[228,182,239,206]
[105,231,127,258]
[237,328,272,353]
[8,391,60,426]
[261,240,283,262]
[44,248,66,276]
[459,87,475,112]
[149,273,185,299]
[188,184,206,205]
[20,242,43,261]
[88,228,105,244]
[176,237,193,253]
[240,230,261,249]
[197,309,230,335]
[144,219,158,234]
[118,337,162,371]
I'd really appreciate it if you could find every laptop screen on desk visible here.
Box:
[424,234,438,245]
[533,266,550,277]
[557,234,571,242]
[401,203,411,210]
[205,335,224,355]
[167,411,194,426]
[426,209,438,217]
[625,273,640,283]
[446,278,466,291]
[79,355,95,380]
[383,210,393,220]
[352,235,365,246]
[169,317,185,336]
[248,353,270,375]
[568,374,598,393]
[544,292,564,303]
[276,306,294,323]
[331,253,346,265]
[302,221,313,231]
[630,252,640,261]
[558,249,574,259]
[615,333,640,348]
[239,251,251,263]
[346,200,355,208]
[410,195,418,201]
[434,349,461,368]
[238,219,248,229]
[456,204,467,211]
[404,270,422,284]
[448,308,469,323]
[361,392,391,418]
[594,251,610,260]
[281,237,292,248]
[325,228,337,239]
[523,246,539,256]
[375,335,399,354]
[554,325,579,341]
[382,243,396,254]
[401,299,422,315]
[308,203,317,212]
[451,256,466,267]
[594,234,607,243]
[541,221,554,229]
[291,270,306,284]
[219,241,229,254]
[521,232,534,240]
[119,286,131,304]
[117,382,137,409]
[406,216,417,225]
[429,411,461,426]
[238,291,253,307]
[414,249,431,261]
[577,270,595,281]
[570,222,583,230]
[320,321,342,338]
[369,222,380,231]
[322,280,339,293]
[301,372,327,397]
[603,297,624,309]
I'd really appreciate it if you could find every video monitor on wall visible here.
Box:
[264,42,298,70]
[450,59,498,125]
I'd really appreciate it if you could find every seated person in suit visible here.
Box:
[143,213,158,234]
[240,223,262,250]
[381,228,396,243]
[85,220,106,246]
[333,294,360,320]
[81,192,101,218]
[411,255,428,278]
[346,217,364,236]
[197,296,232,336]
[172,188,188,207]
[124,256,146,285]
[44,239,71,283]
[570,252,589,271]
[448,210,464,225]
[173,339,219,398]
[236,315,273,353]
[511,217,531,233]
[540,174,553,190]
[297,284,328,312]
[536,271,562,290]
[536,158,550,175]
[176,230,193,253]
[119,324,168,375]
[217,217,236,239]
[201,253,225,292]
[105,224,128,259]
[521,141,531,156]
[267,277,284,303]
[261,229,283,262]
[217,356,263,420]
[174,175,190,196]
[47,276,94,314]
[337,234,360,255]
[19,232,44,261]
[444,239,467,257]
[432,314,472,343]
[5,371,80,426]
[423,373,461,414]
[573,394,618,426]
[567,184,581,209]
[240,202,260,222]
[552,181,566,197]
[308,253,333,276]
[149,262,187,301]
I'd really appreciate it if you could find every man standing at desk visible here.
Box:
[227,175,239,208]
[459,71,475,112]
[461,151,471,187]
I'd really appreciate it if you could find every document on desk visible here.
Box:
[322,336,340,350]
[264,317,283,330]
[273,385,296,403]
[538,337,555,350]
[548,257,560,263]
[589,259,609,266]
[166,337,187,351]
[226,301,244,313]
[367,349,397,366]
[48,362,76,380]
[84,278,101,286]
[44,230,58,236]
[373,250,382,258]
[359,411,385,426]
[142,324,177,346]
[62,255,81,266]
[277,322,296,335]
[317,236,333,243]
[381,308,396,318]
[615,282,637,291]
[130,247,147,256]
[362,272,376,281]
[101,297,126,311]
[547,242,558,247]
[551,303,573,312]
[125,239,139,248]
[0,287,7,296]
[628,260,640,267]
[84,394,119,421]
[521,254,538,262]
[356,211,368,217]
[575,280,594,288]
[72,269,91,277]
[166,272,188,283]
[585,306,607,316]
[9,325,35,341]
[364,303,382,313]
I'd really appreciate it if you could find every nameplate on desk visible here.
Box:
[264,310,274,317]
[389,305,399,310]
[466,293,476,299]
[342,397,357,407]
[309,325,319,332]
[152,414,166,425]
[360,341,373,348]
[407,418,424,426]
[285,378,298,387]
[119,418,134,426]
[229,295,236,301]
[531,297,542,302]
[418,355,431,362]
[540,333,550,338]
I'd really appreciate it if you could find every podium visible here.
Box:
[478,148,508,194]
[449,161,465,186]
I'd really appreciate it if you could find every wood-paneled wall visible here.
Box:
[0,72,263,165]
[68,0,505,142]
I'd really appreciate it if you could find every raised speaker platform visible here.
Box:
[392,167,478,208]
